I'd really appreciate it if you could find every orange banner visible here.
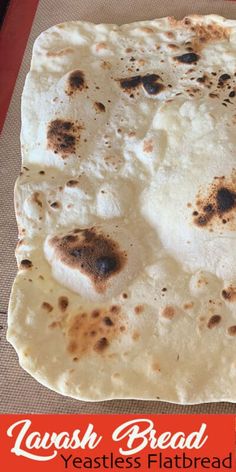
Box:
[0,415,235,471]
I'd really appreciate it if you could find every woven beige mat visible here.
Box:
[1,0,236,413]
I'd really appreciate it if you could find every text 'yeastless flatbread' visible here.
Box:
[7,15,236,403]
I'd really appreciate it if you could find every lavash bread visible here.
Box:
[7,15,236,402]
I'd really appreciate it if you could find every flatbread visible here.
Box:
[7,15,236,402]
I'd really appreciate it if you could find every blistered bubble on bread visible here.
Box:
[44,224,142,300]
[96,181,133,218]
[142,98,236,281]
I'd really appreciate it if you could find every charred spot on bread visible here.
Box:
[216,187,235,213]
[218,73,231,87]
[193,177,236,229]
[175,52,200,64]
[119,75,142,90]
[49,227,127,293]
[94,337,109,352]
[142,74,165,95]
[207,314,221,329]
[20,259,33,269]
[95,256,118,276]
[66,70,85,95]
[94,102,106,112]
[222,286,236,302]
[58,296,69,312]
[47,119,82,157]
[118,73,164,95]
